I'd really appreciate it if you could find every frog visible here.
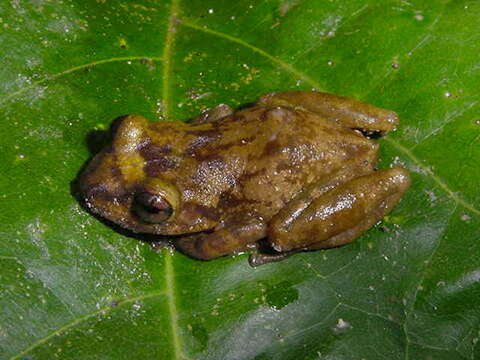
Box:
[78,91,410,266]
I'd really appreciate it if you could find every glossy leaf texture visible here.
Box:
[1,0,479,359]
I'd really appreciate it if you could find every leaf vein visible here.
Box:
[291,3,369,63]
[282,303,341,340]
[385,138,479,215]
[179,20,323,90]
[0,56,163,106]
[339,303,400,325]
[9,290,167,360]
[411,100,479,149]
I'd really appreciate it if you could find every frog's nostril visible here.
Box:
[133,192,173,223]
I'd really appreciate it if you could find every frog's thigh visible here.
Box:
[257,91,398,134]
[175,219,267,260]
[268,167,410,252]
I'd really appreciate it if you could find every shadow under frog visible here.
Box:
[74,91,410,266]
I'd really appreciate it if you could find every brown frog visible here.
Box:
[79,91,410,265]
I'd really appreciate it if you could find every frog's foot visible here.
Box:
[257,91,398,135]
[268,167,411,252]
[189,104,233,124]
[175,218,266,261]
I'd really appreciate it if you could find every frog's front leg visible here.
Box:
[189,104,233,124]
[268,167,410,253]
[175,217,266,260]
[257,91,398,135]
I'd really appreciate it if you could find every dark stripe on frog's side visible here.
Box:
[139,142,172,159]
[144,158,180,177]
[84,182,131,206]
[139,141,180,177]
[218,190,260,209]
[185,128,221,157]
[187,127,243,162]
[185,113,261,158]
[182,201,219,221]
[185,128,221,139]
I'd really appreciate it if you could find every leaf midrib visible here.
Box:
[162,1,184,359]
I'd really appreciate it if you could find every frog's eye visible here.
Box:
[133,192,173,223]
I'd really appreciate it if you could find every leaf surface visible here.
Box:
[1,0,479,359]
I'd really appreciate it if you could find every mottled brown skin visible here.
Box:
[79,91,410,265]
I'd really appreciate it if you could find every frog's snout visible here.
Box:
[79,148,131,218]
[78,147,177,234]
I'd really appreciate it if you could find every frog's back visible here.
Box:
[174,105,378,220]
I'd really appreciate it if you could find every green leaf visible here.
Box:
[1,0,479,359]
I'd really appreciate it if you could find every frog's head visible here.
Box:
[79,115,218,236]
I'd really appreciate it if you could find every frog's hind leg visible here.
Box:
[257,91,398,135]
[268,167,410,253]
[175,217,267,261]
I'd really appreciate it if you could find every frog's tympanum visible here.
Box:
[79,91,410,266]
